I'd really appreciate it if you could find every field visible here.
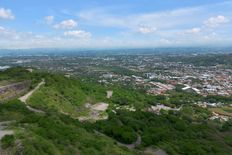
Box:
[210,107,232,117]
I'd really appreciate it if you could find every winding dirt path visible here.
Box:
[0,121,14,155]
[116,135,141,150]
[19,79,45,113]
[19,80,45,103]
[94,130,141,150]
[0,121,14,140]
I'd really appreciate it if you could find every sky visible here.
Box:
[0,0,232,49]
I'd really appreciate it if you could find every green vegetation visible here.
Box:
[0,67,45,101]
[204,95,232,104]
[0,67,42,88]
[1,68,232,155]
[28,71,165,117]
[0,100,136,155]
[28,74,87,117]
[1,135,15,149]
[91,110,232,154]
[80,79,108,103]
[110,86,158,108]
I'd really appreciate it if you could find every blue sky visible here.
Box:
[0,0,232,49]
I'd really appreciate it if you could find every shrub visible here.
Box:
[1,135,15,149]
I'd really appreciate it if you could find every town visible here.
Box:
[1,53,231,97]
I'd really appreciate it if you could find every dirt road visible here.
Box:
[0,121,14,140]
[19,80,45,103]
[19,79,45,114]
[117,135,141,150]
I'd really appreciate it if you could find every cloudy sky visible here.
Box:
[0,0,232,49]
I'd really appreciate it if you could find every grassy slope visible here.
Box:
[0,100,137,155]
[27,74,87,117]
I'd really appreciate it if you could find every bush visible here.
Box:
[1,135,15,149]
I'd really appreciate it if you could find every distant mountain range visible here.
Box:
[0,47,232,57]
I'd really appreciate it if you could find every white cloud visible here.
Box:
[185,27,201,34]
[204,15,229,28]
[0,8,15,20]
[1,1,232,49]
[76,1,232,43]
[45,16,54,24]
[160,38,172,44]
[203,32,217,40]
[0,26,5,31]
[0,28,93,49]
[0,27,24,40]
[138,26,157,34]
[0,27,93,49]
[54,19,77,29]
[78,6,201,30]
[64,30,91,39]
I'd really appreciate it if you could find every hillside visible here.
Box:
[0,68,232,155]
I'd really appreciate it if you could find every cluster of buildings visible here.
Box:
[98,63,232,96]
[209,112,230,122]
[194,101,232,122]
[136,62,232,96]
[147,82,175,95]
[147,104,181,114]
[194,101,224,108]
